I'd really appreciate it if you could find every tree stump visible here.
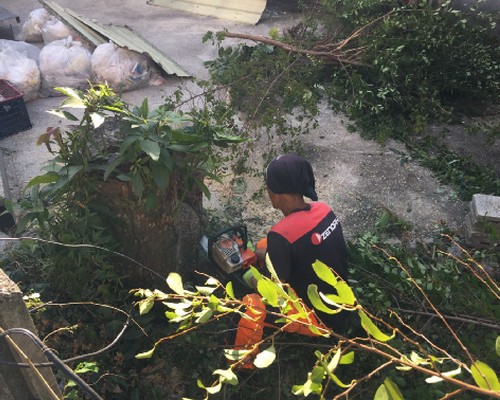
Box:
[97,176,203,287]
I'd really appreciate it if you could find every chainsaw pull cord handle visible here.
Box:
[207,225,248,262]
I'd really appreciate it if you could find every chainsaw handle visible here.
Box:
[208,225,248,250]
[207,225,248,262]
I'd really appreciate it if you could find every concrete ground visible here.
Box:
[1,0,471,243]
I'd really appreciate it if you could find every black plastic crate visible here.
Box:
[0,79,32,139]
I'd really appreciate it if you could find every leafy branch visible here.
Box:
[132,250,500,399]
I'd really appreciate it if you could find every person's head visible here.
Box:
[264,154,318,213]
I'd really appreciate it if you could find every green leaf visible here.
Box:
[332,281,356,305]
[163,299,192,310]
[425,367,462,383]
[63,165,84,181]
[140,140,161,161]
[358,310,395,342]
[340,351,355,365]
[374,378,404,400]
[257,279,279,307]
[265,254,281,282]
[151,162,170,191]
[74,362,99,374]
[384,377,404,399]
[103,156,125,180]
[213,368,238,385]
[311,260,338,287]
[65,380,77,388]
[205,277,218,286]
[254,345,276,368]
[26,173,60,188]
[167,144,190,152]
[119,135,140,153]
[137,97,149,118]
[195,308,213,324]
[291,384,305,395]
[326,348,341,372]
[307,284,339,314]
[226,281,235,299]
[167,273,184,295]
[90,112,106,128]
[135,347,156,359]
[56,87,86,108]
[224,348,252,361]
[159,149,173,170]
[165,311,178,320]
[192,176,211,199]
[138,298,154,315]
[197,379,222,394]
[46,109,79,121]
[311,365,325,383]
[195,285,216,295]
[496,336,500,357]
[331,373,352,388]
[470,360,500,391]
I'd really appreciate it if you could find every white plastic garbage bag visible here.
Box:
[0,39,40,65]
[91,41,159,92]
[39,36,92,97]
[42,17,82,44]
[0,47,41,101]
[21,8,51,42]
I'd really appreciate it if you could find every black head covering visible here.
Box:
[265,154,318,201]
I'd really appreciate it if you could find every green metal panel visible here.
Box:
[148,0,267,25]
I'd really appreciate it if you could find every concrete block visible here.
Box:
[465,194,500,248]
[471,194,500,223]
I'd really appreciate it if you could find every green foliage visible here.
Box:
[132,244,500,399]
[410,138,500,199]
[203,31,322,163]
[5,84,244,301]
[63,361,99,399]
[325,0,499,141]
[205,0,499,146]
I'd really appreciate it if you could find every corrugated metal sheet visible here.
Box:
[69,13,191,77]
[42,0,107,47]
[148,0,267,25]
[40,0,190,77]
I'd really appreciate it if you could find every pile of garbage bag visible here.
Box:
[0,7,163,101]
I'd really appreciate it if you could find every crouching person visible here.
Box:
[232,154,349,369]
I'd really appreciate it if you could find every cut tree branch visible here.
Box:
[220,10,395,66]
[220,31,366,66]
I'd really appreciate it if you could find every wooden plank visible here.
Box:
[148,0,267,24]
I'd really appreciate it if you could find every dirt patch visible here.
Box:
[203,107,490,245]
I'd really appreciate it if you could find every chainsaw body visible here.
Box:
[205,226,257,275]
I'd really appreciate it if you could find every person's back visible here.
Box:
[267,201,348,329]
[231,153,350,369]
[264,153,349,329]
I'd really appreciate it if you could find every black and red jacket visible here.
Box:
[267,202,349,328]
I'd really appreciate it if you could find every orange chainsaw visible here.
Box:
[201,225,258,275]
